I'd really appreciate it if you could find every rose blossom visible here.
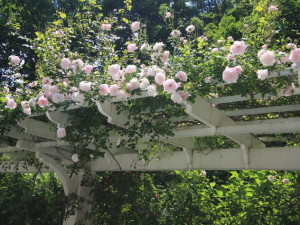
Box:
[42,78,52,85]
[140,43,148,51]
[82,65,93,74]
[286,43,296,49]
[222,67,239,83]
[257,69,269,80]
[285,83,295,96]
[262,44,268,50]
[163,79,178,93]
[72,59,83,68]
[8,55,21,65]
[23,107,31,115]
[153,42,164,51]
[140,78,150,90]
[282,178,290,184]
[57,127,66,138]
[161,51,170,62]
[6,99,17,109]
[108,64,120,77]
[79,81,92,92]
[125,65,136,74]
[71,154,79,163]
[29,81,38,88]
[147,84,157,97]
[109,84,119,96]
[227,36,234,41]
[230,41,247,55]
[268,5,278,12]
[131,21,140,32]
[260,51,276,66]
[176,71,187,81]
[129,77,140,90]
[234,66,242,75]
[289,48,300,63]
[116,90,127,100]
[268,175,275,182]
[165,12,172,18]
[72,92,85,104]
[38,96,49,107]
[171,93,183,104]
[170,30,181,38]
[99,84,110,96]
[211,48,219,53]
[101,24,112,30]
[200,171,207,177]
[69,87,78,92]
[185,25,195,33]
[227,54,235,61]
[179,91,189,101]
[60,58,71,69]
[257,49,267,58]
[183,40,188,45]
[127,43,138,52]
[155,72,165,85]
[52,93,65,104]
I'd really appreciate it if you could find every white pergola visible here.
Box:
[1,67,300,224]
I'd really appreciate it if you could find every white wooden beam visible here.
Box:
[208,88,300,104]
[90,147,300,171]
[225,104,300,116]
[0,162,52,173]
[184,96,265,148]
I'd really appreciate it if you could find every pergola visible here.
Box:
[1,67,300,224]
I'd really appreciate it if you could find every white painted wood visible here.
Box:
[36,153,73,195]
[184,96,265,148]
[90,147,300,171]
[46,111,70,127]
[0,162,52,173]
[225,104,300,116]
[208,88,300,104]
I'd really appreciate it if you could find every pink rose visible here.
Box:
[171,93,183,104]
[38,96,49,107]
[42,78,52,85]
[155,72,165,85]
[108,64,120,76]
[185,25,195,33]
[226,54,235,61]
[262,45,268,50]
[6,99,17,109]
[227,36,234,42]
[286,43,296,49]
[99,84,110,96]
[71,154,79,162]
[282,178,290,184]
[29,81,38,88]
[71,92,85,103]
[260,51,276,66]
[222,67,239,83]
[125,65,136,74]
[165,12,172,18]
[176,71,187,81]
[23,107,31,115]
[289,48,300,63]
[268,175,275,182]
[79,81,92,92]
[109,84,119,96]
[82,65,93,74]
[268,5,278,12]
[257,69,269,80]
[8,55,21,65]
[211,48,219,53]
[69,87,78,92]
[102,24,112,30]
[230,41,247,55]
[129,77,140,90]
[161,51,170,62]
[234,66,242,75]
[170,30,181,38]
[153,42,164,51]
[140,78,150,90]
[257,49,267,58]
[72,59,83,68]
[127,43,138,52]
[131,21,140,32]
[57,127,66,138]
[147,84,157,97]
[52,93,65,104]
[179,91,189,101]
[60,58,71,69]
[163,79,178,93]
